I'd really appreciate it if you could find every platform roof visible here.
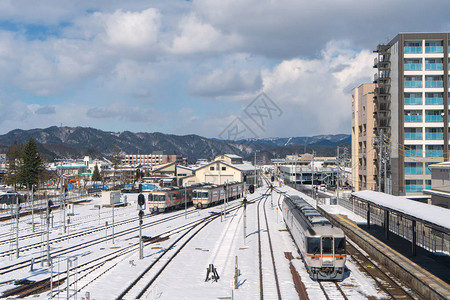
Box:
[352,190,450,233]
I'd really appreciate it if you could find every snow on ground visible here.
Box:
[0,184,389,299]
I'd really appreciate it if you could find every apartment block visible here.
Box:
[352,83,377,192]
[122,153,183,166]
[374,33,449,195]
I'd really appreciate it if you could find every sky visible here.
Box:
[0,1,449,140]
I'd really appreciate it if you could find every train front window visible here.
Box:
[192,191,198,198]
[322,237,332,254]
[154,195,165,202]
[307,237,320,254]
[334,238,346,254]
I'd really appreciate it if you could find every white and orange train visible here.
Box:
[282,194,346,280]
[192,182,244,209]
[147,184,205,212]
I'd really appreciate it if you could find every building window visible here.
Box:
[425,75,443,88]
[404,58,422,71]
[404,41,422,53]
[404,162,422,174]
[222,167,226,171]
[425,127,443,140]
[404,127,422,140]
[210,166,214,171]
[405,179,423,192]
[426,145,443,157]
[425,180,431,190]
[425,92,443,105]
[405,145,423,157]
[404,92,422,105]
[425,110,443,122]
[425,58,443,70]
[404,76,422,88]
[404,110,422,122]
[425,40,443,53]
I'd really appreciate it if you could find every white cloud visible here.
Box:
[189,67,262,97]
[171,15,242,55]
[101,8,161,50]
[261,41,374,135]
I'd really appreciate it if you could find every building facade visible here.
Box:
[374,33,450,195]
[422,162,450,208]
[122,153,183,166]
[352,83,377,192]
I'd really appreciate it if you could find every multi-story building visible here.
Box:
[373,33,449,195]
[122,153,183,167]
[352,83,377,192]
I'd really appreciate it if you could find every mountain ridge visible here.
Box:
[0,126,350,162]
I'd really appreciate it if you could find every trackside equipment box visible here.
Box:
[101,191,121,206]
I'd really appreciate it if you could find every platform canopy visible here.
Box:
[352,190,450,233]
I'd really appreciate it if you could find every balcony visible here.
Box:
[425,46,443,53]
[404,97,422,105]
[425,97,443,105]
[425,132,443,140]
[404,133,422,140]
[405,167,422,175]
[425,63,443,70]
[405,150,422,157]
[404,81,422,88]
[404,63,422,71]
[404,115,422,122]
[425,115,443,122]
[426,150,443,157]
[425,80,443,88]
[405,185,423,192]
[404,46,422,54]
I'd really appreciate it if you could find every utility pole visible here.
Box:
[31,186,35,232]
[243,198,247,240]
[337,146,340,205]
[184,183,187,219]
[112,203,115,244]
[15,195,20,259]
[254,151,259,187]
[378,129,384,192]
[311,151,315,199]
[46,199,52,266]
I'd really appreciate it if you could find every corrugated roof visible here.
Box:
[352,190,450,231]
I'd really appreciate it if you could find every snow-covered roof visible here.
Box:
[223,154,242,159]
[222,161,255,172]
[352,190,450,232]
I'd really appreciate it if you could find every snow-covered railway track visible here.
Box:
[257,187,282,300]
[346,240,418,299]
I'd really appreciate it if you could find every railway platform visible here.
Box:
[319,204,450,300]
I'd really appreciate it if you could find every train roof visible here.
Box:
[284,194,340,235]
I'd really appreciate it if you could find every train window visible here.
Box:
[148,194,153,201]
[322,237,332,254]
[334,238,346,254]
[307,237,320,254]
[192,191,198,198]
[154,195,165,202]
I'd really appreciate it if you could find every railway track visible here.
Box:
[4,213,213,298]
[345,239,418,299]
[0,208,201,275]
[117,193,267,299]
[256,180,282,300]
[2,195,262,298]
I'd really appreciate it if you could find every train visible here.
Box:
[192,182,244,208]
[147,184,206,212]
[282,194,346,280]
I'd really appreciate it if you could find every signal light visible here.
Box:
[249,184,255,194]
[138,193,145,208]
[271,176,274,182]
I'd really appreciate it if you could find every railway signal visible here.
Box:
[249,184,255,194]
[243,197,247,241]
[138,193,145,259]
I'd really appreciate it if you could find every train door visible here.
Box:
[321,236,334,267]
